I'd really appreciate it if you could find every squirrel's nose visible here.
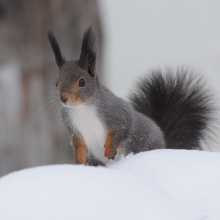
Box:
[60,96,68,104]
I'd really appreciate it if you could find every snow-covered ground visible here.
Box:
[0,149,220,220]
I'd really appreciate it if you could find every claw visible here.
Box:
[104,147,117,160]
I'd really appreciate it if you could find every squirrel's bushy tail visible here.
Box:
[129,68,215,150]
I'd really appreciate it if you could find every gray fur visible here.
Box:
[58,61,99,103]
[48,27,215,165]
[95,84,165,152]
[60,79,165,165]
[47,27,167,165]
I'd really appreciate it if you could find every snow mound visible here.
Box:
[109,150,220,220]
[0,149,220,220]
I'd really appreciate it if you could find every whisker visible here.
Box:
[51,100,61,130]
[46,99,60,131]
[32,96,59,131]
[31,97,59,116]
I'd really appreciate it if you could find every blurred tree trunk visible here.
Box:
[0,0,104,177]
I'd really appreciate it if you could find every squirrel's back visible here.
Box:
[130,68,215,150]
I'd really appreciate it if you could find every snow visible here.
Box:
[109,150,220,219]
[0,150,220,220]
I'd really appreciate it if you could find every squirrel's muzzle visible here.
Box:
[60,96,68,104]
[59,89,81,106]
[59,93,69,104]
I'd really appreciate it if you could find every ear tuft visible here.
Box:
[47,30,65,69]
[78,26,97,77]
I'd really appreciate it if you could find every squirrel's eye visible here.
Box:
[55,83,57,88]
[79,79,85,87]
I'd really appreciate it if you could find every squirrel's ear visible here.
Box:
[47,30,65,69]
[78,26,97,77]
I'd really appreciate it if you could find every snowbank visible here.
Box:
[0,149,220,220]
[109,150,220,219]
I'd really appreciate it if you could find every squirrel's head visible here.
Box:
[47,27,98,107]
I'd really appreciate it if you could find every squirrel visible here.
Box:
[47,26,214,166]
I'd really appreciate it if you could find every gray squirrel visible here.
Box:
[47,26,213,166]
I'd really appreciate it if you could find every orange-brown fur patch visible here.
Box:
[75,139,88,165]
[104,131,117,160]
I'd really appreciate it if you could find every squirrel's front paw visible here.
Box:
[104,147,117,160]
[77,158,88,165]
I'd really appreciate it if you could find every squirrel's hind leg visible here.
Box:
[86,154,105,166]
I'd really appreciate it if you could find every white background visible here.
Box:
[100,0,220,98]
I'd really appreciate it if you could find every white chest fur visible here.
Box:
[68,104,109,164]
